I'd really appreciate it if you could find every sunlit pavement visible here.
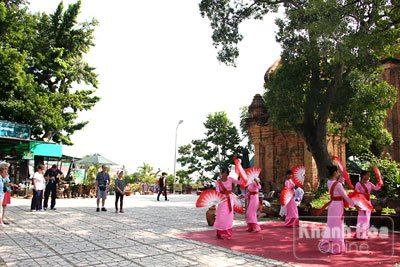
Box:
[0,194,294,266]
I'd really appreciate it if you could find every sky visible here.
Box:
[28,0,282,175]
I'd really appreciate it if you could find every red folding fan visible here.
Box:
[345,191,373,212]
[232,194,244,214]
[372,166,384,187]
[332,156,354,189]
[196,190,226,208]
[245,167,262,186]
[291,166,306,188]
[280,187,294,207]
[234,157,248,189]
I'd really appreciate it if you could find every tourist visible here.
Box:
[240,178,262,232]
[157,172,168,201]
[319,165,361,254]
[115,170,126,213]
[354,170,381,240]
[283,170,299,227]
[43,164,64,210]
[0,166,7,226]
[213,167,244,240]
[31,164,45,212]
[95,165,110,212]
[1,162,12,225]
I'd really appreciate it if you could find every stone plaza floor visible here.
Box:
[0,194,295,267]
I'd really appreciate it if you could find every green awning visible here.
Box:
[30,142,62,158]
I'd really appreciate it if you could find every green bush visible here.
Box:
[359,153,400,199]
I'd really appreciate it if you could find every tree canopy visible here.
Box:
[177,111,243,180]
[200,0,400,180]
[0,0,99,145]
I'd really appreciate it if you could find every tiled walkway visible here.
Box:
[0,195,294,266]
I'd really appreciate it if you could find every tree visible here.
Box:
[177,111,243,179]
[199,0,400,180]
[240,106,253,152]
[0,0,99,145]
[176,169,192,186]
[124,172,141,184]
[136,162,160,184]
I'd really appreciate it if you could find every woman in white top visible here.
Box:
[30,164,45,211]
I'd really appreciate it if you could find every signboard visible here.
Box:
[22,151,34,160]
[0,120,31,140]
[173,183,182,192]
[71,169,85,185]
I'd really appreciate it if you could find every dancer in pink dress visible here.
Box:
[354,170,381,240]
[319,165,361,254]
[214,167,243,240]
[283,170,299,227]
[241,178,262,232]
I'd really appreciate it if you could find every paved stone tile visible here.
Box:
[0,248,31,262]
[135,254,195,266]
[66,250,129,266]
[156,240,204,252]
[31,255,72,266]
[5,259,41,267]
[110,244,167,259]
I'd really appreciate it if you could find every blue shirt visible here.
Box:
[0,176,4,199]
[96,172,110,186]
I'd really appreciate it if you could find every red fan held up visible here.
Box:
[332,156,354,189]
[291,166,306,188]
[280,187,294,207]
[245,167,262,186]
[196,190,226,208]
[372,166,384,187]
[345,191,373,212]
[234,157,248,189]
[232,194,244,214]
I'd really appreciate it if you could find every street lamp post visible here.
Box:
[173,120,183,194]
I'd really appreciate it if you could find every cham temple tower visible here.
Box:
[245,58,400,193]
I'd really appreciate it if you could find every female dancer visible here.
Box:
[283,170,299,227]
[319,165,360,254]
[354,170,381,240]
[241,178,262,232]
[214,167,243,240]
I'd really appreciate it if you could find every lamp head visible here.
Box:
[178,120,183,124]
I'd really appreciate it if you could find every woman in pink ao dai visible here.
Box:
[242,178,262,232]
[214,167,243,240]
[283,170,299,227]
[354,170,381,240]
[319,165,361,254]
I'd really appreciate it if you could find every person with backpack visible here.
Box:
[157,172,168,201]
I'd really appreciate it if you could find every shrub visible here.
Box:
[359,153,400,199]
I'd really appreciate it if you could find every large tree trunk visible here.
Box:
[301,120,332,182]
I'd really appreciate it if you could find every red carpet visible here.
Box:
[177,221,400,266]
